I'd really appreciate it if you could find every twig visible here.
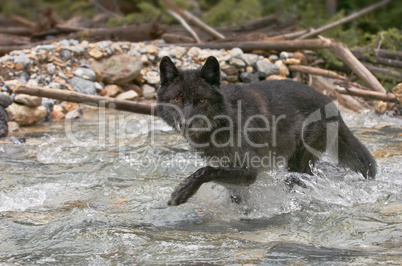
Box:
[168,10,201,43]
[15,86,156,116]
[298,0,393,39]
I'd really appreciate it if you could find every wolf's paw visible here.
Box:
[167,177,202,206]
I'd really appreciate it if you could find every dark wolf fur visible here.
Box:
[157,56,377,206]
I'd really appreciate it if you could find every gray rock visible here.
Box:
[0,92,12,108]
[69,39,79,46]
[239,72,259,83]
[230,48,244,59]
[243,53,260,66]
[59,39,70,47]
[60,49,72,60]
[255,60,279,78]
[269,54,279,62]
[19,71,30,84]
[47,63,56,75]
[36,44,57,51]
[68,77,97,95]
[145,71,160,85]
[48,82,61,89]
[70,45,85,56]
[94,82,104,92]
[279,51,293,59]
[229,58,246,68]
[142,84,156,99]
[158,50,170,59]
[74,67,96,81]
[13,57,30,68]
[41,97,55,122]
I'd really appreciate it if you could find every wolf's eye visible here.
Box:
[199,98,205,103]
[174,97,179,103]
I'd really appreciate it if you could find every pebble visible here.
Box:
[14,94,42,107]
[145,71,160,85]
[255,60,279,78]
[0,92,12,108]
[229,58,246,68]
[47,63,56,75]
[74,67,96,81]
[230,48,244,60]
[89,49,103,59]
[104,84,121,97]
[142,84,156,99]
[243,53,260,66]
[280,51,293,59]
[116,90,139,101]
[221,64,238,75]
[13,57,30,69]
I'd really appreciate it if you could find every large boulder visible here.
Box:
[88,54,143,85]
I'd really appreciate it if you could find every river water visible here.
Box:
[0,107,401,264]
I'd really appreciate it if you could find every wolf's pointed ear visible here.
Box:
[201,56,220,86]
[160,56,179,86]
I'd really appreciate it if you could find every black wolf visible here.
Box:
[157,56,376,206]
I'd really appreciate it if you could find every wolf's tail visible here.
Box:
[338,120,377,179]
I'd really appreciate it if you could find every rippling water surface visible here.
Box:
[0,108,401,264]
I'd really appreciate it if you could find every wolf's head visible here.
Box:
[157,56,223,140]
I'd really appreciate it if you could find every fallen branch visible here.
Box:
[162,0,225,40]
[331,41,387,94]
[160,39,332,52]
[167,10,200,43]
[311,76,369,112]
[363,63,402,79]
[15,86,156,116]
[298,0,393,39]
[288,65,346,80]
[352,50,402,68]
[335,86,397,102]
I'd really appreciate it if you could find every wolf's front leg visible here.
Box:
[168,166,257,206]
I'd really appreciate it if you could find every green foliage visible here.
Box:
[202,0,261,27]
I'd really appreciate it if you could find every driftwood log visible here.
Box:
[15,86,156,116]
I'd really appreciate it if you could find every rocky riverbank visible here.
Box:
[0,38,310,138]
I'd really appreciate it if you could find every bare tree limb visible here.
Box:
[14,86,156,116]
[161,0,225,40]
[92,0,122,18]
[168,10,201,43]
[335,86,397,102]
[288,65,347,80]
[298,0,393,39]
[331,41,387,94]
